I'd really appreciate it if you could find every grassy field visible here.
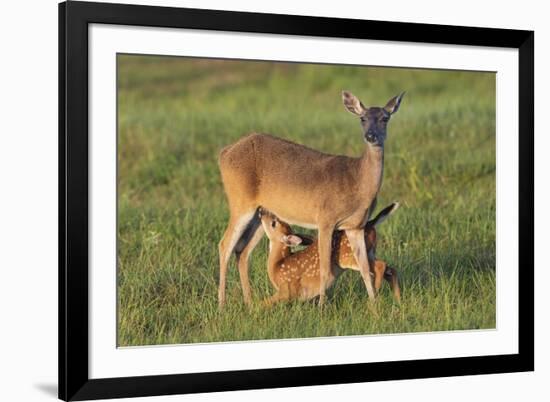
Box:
[117,55,496,346]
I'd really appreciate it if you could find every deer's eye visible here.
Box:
[381,116,390,123]
[271,221,277,228]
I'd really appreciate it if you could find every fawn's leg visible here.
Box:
[345,228,376,300]
[263,282,292,306]
[373,260,387,292]
[384,266,401,302]
[263,293,281,307]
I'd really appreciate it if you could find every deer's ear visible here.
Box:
[342,91,366,116]
[296,234,315,246]
[384,92,405,114]
[282,235,303,246]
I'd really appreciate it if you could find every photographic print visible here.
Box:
[116,55,496,347]
[60,3,533,399]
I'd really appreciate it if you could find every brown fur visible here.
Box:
[217,92,404,307]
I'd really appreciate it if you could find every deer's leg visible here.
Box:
[317,226,335,306]
[384,266,401,302]
[367,197,378,221]
[218,210,256,308]
[234,215,264,306]
[345,228,376,300]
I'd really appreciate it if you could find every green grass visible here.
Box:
[117,55,496,346]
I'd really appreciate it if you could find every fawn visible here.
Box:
[218,91,405,306]
[258,203,401,305]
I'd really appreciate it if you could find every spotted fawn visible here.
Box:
[259,203,401,305]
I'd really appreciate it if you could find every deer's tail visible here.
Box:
[367,202,400,228]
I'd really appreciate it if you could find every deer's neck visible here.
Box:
[358,144,385,195]
[267,241,291,287]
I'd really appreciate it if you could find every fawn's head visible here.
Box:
[259,209,302,247]
[342,91,405,146]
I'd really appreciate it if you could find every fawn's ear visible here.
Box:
[295,234,315,246]
[282,235,303,246]
[384,92,405,114]
[342,91,366,116]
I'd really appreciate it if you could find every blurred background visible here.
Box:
[117,55,495,346]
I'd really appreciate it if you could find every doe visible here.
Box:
[218,91,405,306]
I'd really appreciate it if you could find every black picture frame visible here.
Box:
[59,1,534,400]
